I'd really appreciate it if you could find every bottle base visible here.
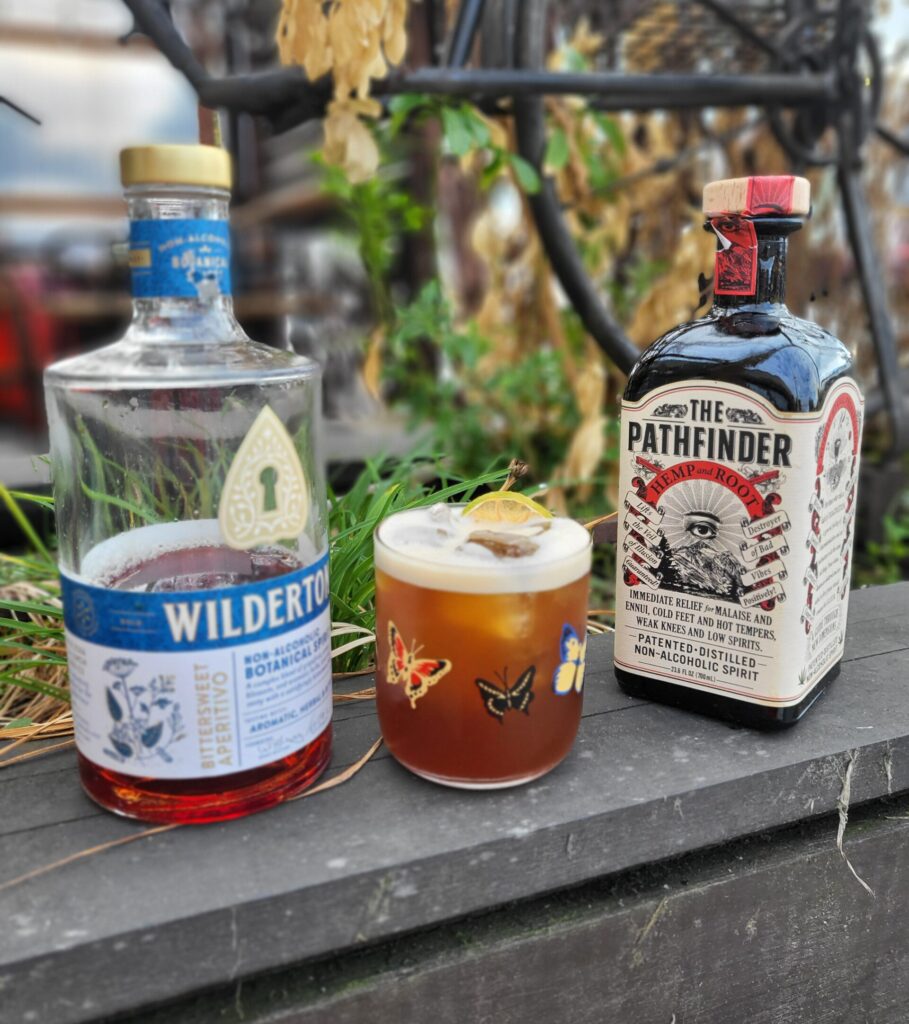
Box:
[615,664,839,729]
[77,725,332,824]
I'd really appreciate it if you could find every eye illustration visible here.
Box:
[656,481,748,603]
[659,481,744,559]
[683,512,720,542]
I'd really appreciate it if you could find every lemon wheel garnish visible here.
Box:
[462,491,553,524]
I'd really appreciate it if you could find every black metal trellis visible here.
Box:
[120,0,909,452]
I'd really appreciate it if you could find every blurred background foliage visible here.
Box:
[0,0,907,587]
[275,2,909,587]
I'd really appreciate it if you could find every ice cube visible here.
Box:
[464,530,540,559]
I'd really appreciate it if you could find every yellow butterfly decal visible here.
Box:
[552,624,586,695]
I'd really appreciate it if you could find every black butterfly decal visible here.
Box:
[475,666,535,723]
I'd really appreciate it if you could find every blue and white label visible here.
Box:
[61,554,331,779]
[129,218,231,299]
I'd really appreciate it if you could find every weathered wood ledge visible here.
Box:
[1,582,908,1023]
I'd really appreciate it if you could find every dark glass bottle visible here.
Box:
[614,176,863,728]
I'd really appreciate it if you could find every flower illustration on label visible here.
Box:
[219,405,310,550]
[102,657,185,765]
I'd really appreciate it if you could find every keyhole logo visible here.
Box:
[218,405,310,550]
[259,465,279,512]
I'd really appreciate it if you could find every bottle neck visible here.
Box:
[710,217,801,314]
[124,185,244,343]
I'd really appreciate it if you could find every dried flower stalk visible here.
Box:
[276,0,410,181]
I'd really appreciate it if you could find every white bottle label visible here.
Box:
[61,547,332,778]
[614,378,863,706]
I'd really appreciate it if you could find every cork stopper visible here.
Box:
[703,176,810,218]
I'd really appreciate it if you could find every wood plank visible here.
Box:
[0,763,93,837]
[0,583,906,1023]
[141,800,909,1024]
[842,590,909,661]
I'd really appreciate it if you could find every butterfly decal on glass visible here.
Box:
[475,666,535,722]
[386,621,452,709]
[553,624,586,695]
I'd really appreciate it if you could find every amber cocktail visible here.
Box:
[375,500,591,788]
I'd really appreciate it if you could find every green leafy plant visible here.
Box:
[316,88,625,504]
[0,484,67,710]
[387,93,540,193]
[318,154,429,331]
[317,92,541,339]
[382,281,581,482]
[854,512,909,586]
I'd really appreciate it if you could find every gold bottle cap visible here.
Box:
[120,144,232,189]
[703,175,810,218]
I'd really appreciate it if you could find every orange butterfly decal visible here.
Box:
[386,621,452,709]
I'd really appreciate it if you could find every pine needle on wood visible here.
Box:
[289,736,382,802]
[0,738,75,768]
[333,688,376,703]
[0,737,383,893]
[0,823,179,895]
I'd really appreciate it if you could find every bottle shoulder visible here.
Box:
[45,335,320,390]
[625,309,853,412]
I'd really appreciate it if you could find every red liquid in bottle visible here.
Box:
[77,545,331,824]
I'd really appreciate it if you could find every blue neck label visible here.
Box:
[129,218,231,299]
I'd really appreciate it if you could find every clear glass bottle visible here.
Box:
[45,145,332,822]
[614,176,864,727]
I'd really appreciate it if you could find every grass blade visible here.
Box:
[0,484,53,564]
